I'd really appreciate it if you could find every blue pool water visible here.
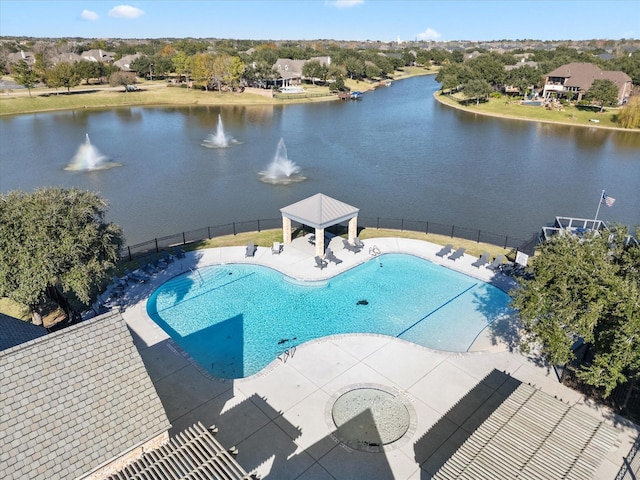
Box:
[147,254,513,379]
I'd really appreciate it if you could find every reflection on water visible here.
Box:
[0,75,638,245]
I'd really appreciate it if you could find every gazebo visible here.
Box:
[280,193,360,258]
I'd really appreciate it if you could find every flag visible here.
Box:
[602,192,616,207]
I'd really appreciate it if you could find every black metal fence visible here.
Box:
[118,216,536,262]
[616,434,640,480]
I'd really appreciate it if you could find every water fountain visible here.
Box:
[202,114,238,148]
[259,138,306,185]
[64,134,120,171]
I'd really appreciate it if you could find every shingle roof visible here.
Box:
[546,62,632,91]
[107,422,255,480]
[433,383,619,479]
[280,193,359,229]
[0,312,171,480]
[0,313,48,351]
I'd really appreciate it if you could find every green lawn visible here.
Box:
[436,92,632,130]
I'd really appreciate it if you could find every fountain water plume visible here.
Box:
[259,138,305,185]
[65,134,120,171]
[202,114,238,148]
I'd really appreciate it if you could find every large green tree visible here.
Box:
[585,79,620,112]
[45,62,80,94]
[11,60,38,97]
[0,188,124,324]
[511,225,640,396]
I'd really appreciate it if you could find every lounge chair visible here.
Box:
[354,237,365,248]
[314,256,328,269]
[151,253,168,270]
[325,248,343,264]
[245,241,256,257]
[471,251,490,268]
[161,251,175,264]
[112,275,127,288]
[448,247,465,261]
[436,244,453,257]
[487,254,505,270]
[124,268,149,283]
[271,241,282,254]
[343,239,361,253]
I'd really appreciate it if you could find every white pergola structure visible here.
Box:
[280,193,360,258]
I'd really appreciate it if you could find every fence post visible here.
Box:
[451,225,455,238]
[182,232,186,245]
[376,217,379,229]
[155,238,159,253]
[401,219,404,232]
[127,246,132,262]
[257,219,261,232]
[233,223,236,235]
[477,230,481,243]
[425,222,429,235]
[504,235,508,248]
[208,227,211,239]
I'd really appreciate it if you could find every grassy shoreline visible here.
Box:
[434,91,640,132]
[0,67,432,116]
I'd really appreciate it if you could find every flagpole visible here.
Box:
[594,189,604,222]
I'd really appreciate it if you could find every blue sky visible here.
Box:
[1,1,638,42]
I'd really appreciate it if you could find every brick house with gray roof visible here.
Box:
[0,312,171,479]
[542,62,633,104]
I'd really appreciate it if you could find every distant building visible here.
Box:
[81,49,115,63]
[542,62,632,104]
[7,50,35,66]
[113,53,142,71]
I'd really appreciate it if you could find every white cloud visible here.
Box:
[417,28,442,41]
[109,5,145,19]
[80,9,99,21]
[327,0,365,8]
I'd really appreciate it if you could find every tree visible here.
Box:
[511,225,640,396]
[0,188,124,324]
[172,50,192,84]
[463,78,492,104]
[616,96,640,129]
[585,79,620,112]
[302,60,327,85]
[75,60,100,85]
[108,71,137,91]
[11,60,38,97]
[45,62,80,94]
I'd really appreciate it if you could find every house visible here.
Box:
[81,49,115,63]
[113,53,142,72]
[273,56,331,87]
[0,311,254,479]
[50,52,84,65]
[7,50,35,66]
[0,312,171,479]
[542,62,632,104]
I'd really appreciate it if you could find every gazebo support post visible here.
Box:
[315,227,325,258]
[282,217,292,244]
[348,217,358,244]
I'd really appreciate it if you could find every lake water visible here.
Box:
[1,75,638,245]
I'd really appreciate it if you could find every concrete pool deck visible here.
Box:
[118,236,639,479]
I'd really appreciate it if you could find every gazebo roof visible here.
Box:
[280,193,359,229]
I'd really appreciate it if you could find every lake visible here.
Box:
[1,75,638,246]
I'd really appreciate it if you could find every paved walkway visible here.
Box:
[119,236,639,479]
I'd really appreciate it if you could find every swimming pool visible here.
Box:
[147,253,513,379]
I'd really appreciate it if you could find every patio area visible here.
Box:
[118,236,639,479]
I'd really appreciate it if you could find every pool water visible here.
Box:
[146,254,513,379]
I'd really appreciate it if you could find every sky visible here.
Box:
[0,0,638,42]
